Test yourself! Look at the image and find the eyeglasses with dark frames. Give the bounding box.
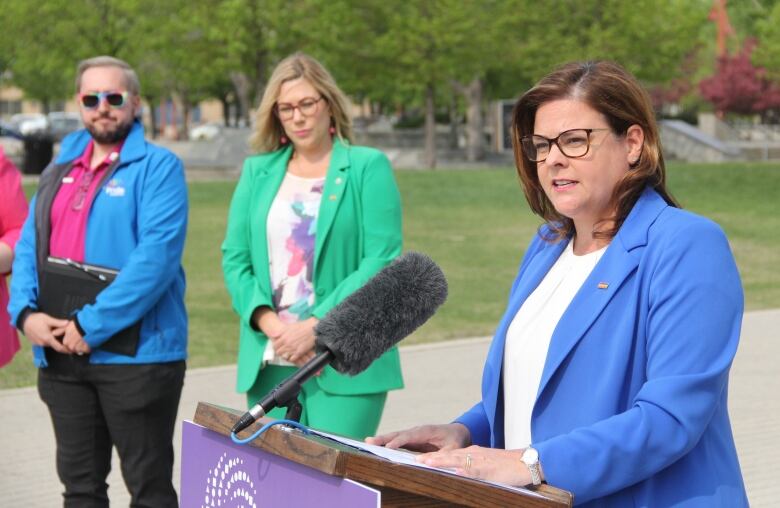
[275,96,324,120]
[521,128,610,162]
[79,91,129,110]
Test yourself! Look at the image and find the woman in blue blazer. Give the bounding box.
[369,61,748,507]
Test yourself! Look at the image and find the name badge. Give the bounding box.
[104,178,126,197]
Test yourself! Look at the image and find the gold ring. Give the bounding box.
[465,453,472,471]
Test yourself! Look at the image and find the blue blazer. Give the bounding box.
[456,188,748,507]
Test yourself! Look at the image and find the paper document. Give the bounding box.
[308,429,546,499]
[310,429,441,469]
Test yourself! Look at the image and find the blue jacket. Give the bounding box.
[456,188,748,507]
[8,121,188,366]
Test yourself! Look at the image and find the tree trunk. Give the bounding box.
[219,95,230,127]
[231,71,252,127]
[144,95,158,139]
[463,77,484,162]
[233,100,241,127]
[449,92,459,150]
[424,83,437,169]
[179,94,191,141]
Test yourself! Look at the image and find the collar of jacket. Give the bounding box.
[55,120,147,166]
[258,137,352,274]
[536,186,669,397]
[487,187,670,415]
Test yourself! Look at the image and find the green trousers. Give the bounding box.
[247,364,387,440]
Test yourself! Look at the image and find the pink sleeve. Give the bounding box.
[0,150,29,251]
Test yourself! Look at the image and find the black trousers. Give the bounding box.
[38,351,185,508]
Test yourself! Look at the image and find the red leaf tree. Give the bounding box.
[700,38,780,120]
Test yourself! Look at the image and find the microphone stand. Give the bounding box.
[232,350,333,434]
[283,399,303,422]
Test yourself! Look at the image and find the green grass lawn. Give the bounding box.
[1,163,778,388]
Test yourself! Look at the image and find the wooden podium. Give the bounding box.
[182,402,572,507]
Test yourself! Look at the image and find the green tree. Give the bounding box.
[753,2,780,82]
[307,0,709,166]
[2,0,238,135]
[364,0,508,168]
[2,0,79,111]
[138,1,235,137]
[512,0,709,86]
[208,0,309,126]
[2,0,177,111]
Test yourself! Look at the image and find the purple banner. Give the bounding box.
[181,421,380,508]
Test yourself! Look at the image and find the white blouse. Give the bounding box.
[503,239,606,449]
[263,172,325,366]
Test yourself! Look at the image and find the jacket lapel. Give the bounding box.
[536,187,669,398]
[489,235,568,390]
[502,239,569,343]
[483,237,567,440]
[251,147,292,274]
[313,140,350,273]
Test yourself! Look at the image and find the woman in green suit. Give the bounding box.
[222,53,403,439]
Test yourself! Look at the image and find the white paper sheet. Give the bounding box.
[307,429,546,499]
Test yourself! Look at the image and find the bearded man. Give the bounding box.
[8,56,188,507]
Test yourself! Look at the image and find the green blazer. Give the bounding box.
[222,139,404,395]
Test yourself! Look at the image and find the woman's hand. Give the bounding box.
[273,317,318,366]
[253,307,287,339]
[417,446,536,486]
[366,423,471,453]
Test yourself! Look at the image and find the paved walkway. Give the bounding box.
[1,309,778,506]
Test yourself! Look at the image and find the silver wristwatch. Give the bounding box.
[521,447,542,486]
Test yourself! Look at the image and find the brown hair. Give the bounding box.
[75,56,141,96]
[512,60,679,241]
[250,52,353,153]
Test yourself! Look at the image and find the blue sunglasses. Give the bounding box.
[79,91,129,109]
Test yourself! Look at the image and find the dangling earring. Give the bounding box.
[329,125,336,136]
[280,135,288,144]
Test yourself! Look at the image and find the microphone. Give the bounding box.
[231,252,448,434]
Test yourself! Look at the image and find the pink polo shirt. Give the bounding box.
[49,140,122,262]
[1,146,28,367]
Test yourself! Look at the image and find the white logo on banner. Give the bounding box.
[202,452,258,508]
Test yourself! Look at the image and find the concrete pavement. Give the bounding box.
[1,309,778,507]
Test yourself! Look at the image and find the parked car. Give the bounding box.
[189,122,222,141]
[0,120,23,140]
[0,121,24,167]
[10,113,49,136]
[48,111,83,141]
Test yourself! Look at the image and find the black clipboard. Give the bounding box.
[38,256,140,357]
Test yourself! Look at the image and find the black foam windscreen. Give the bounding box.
[314,251,448,375]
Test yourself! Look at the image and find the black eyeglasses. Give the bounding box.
[275,96,324,120]
[521,128,609,162]
[79,91,129,110]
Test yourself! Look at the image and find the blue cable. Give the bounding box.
[230,419,311,445]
